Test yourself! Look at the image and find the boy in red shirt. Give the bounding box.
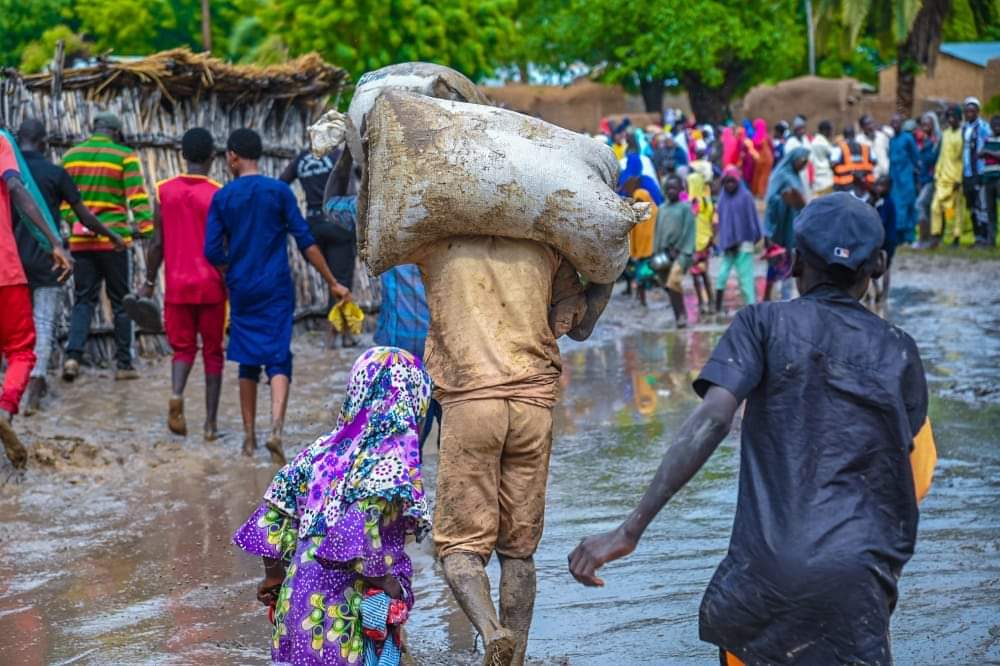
[141,128,226,440]
[0,132,72,467]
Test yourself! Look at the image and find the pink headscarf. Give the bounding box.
[752,118,769,149]
[721,127,739,168]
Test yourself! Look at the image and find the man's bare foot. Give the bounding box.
[204,424,221,442]
[483,628,516,666]
[0,412,28,470]
[242,434,257,457]
[265,434,286,465]
[168,396,187,436]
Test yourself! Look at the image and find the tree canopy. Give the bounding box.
[1,0,996,121]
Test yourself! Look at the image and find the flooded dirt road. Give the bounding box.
[1,252,998,665]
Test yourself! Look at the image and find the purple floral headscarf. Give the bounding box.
[263,346,433,541]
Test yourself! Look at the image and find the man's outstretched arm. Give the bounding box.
[6,174,73,281]
[568,384,739,586]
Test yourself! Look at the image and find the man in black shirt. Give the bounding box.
[569,193,930,665]
[280,148,358,347]
[13,119,123,412]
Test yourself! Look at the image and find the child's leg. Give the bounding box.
[736,250,756,305]
[238,365,259,456]
[266,364,292,464]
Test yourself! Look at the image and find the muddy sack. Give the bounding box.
[348,62,490,135]
[360,90,636,283]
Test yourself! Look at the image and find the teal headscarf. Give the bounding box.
[0,128,59,252]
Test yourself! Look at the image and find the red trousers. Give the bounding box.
[0,285,36,415]
[164,301,226,376]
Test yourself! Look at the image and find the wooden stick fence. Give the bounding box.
[1,48,379,367]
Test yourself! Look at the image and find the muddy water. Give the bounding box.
[1,253,998,665]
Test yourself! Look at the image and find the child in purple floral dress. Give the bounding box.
[233,346,432,666]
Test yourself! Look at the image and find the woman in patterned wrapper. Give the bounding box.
[232,346,433,666]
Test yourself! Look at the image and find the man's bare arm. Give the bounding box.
[568,385,739,586]
[7,175,72,280]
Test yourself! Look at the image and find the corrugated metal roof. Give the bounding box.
[939,42,1000,68]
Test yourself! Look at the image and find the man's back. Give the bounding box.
[415,236,561,407]
[205,175,313,300]
[62,134,152,250]
[694,287,927,663]
[158,175,224,305]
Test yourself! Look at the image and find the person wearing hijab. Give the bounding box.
[233,346,432,666]
[715,167,762,311]
[888,114,920,244]
[721,126,741,169]
[763,147,811,301]
[750,118,774,198]
[621,176,659,306]
[915,111,941,248]
[739,122,759,187]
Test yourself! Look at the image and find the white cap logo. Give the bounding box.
[834,247,850,258]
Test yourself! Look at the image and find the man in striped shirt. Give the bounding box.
[61,112,152,381]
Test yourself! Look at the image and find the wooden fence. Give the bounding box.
[1,48,378,367]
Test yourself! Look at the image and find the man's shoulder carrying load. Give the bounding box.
[358,90,640,284]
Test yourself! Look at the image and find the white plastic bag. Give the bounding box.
[359,90,638,283]
[307,110,348,158]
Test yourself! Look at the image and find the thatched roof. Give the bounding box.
[8,48,350,104]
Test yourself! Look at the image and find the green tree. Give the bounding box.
[19,26,91,73]
[0,0,75,67]
[516,0,805,123]
[815,0,999,115]
[248,0,517,82]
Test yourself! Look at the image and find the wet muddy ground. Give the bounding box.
[1,252,998,665]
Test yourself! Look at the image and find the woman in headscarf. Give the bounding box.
[888,113,920,244]
[750,118,774,199]
[763,147,811,301]
[620,175,659,306]
[721,126,740,169]
[715,166,762,311]
[233,346,432,666]
[915,111,941,247]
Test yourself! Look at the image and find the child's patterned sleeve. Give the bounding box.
[232,502,299,563]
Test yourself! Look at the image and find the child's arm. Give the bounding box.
[569,385,739,586]
[257,556,287,606]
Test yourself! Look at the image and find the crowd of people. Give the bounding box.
[604,96,1000,325]
[0,88,958,666]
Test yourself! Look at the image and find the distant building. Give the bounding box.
[878,41,1000,107]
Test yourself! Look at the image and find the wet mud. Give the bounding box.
[1,252,998,664]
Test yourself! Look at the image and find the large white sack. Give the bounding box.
[359,90,638,283]
[349,62,490,135]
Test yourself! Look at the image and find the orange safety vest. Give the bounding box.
[833,140,874,186]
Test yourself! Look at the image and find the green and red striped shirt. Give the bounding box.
[62,133,153,251]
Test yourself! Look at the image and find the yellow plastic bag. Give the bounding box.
[328,301,364,335]
[911,417,937,504]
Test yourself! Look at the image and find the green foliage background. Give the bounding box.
[1,0,997,114]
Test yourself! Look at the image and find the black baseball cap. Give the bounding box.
[794,192,884,272]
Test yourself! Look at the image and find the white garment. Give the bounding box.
[858,128,892,178]
[811,134,834,193]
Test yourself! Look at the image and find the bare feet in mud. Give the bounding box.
[167,396,187,436]
[0,412,28,470]
[242,433,257,457]
[265,434,286,465]
[483,629,516,666]
[203,425,221,442]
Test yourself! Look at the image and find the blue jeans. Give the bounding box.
[30,286,62,378]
